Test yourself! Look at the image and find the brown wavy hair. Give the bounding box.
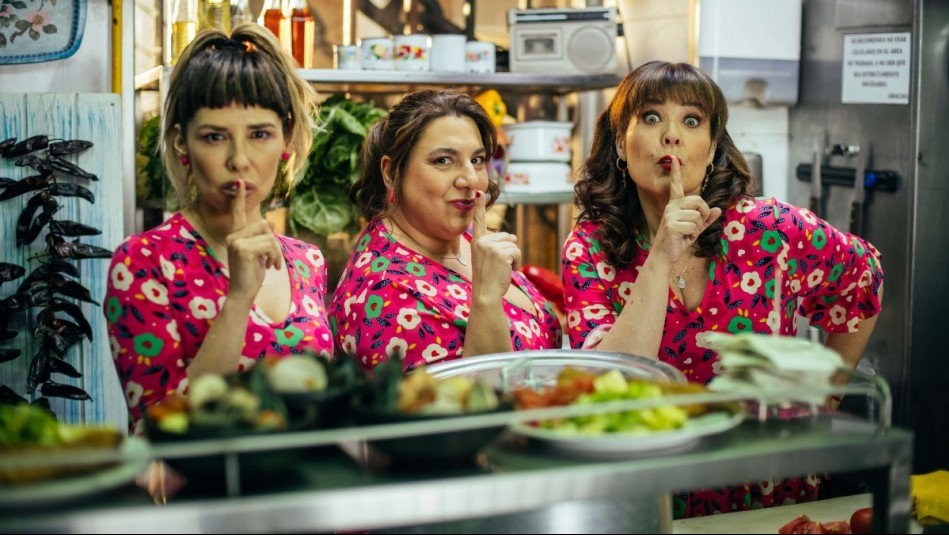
[161,23,319,210]
[575,61,757,268]
[350,90,500,220]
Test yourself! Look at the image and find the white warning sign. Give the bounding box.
[841,32,910,105]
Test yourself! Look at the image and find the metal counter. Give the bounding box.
[0,416,913,534]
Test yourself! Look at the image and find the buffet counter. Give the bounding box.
[0,415,913,534]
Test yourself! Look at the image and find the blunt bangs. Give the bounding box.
[171,48,292,134]
[619,63,728,140]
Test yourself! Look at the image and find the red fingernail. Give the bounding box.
[476,191,483,199]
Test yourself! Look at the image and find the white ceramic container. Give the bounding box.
[503,121,574,162]
[361,37,393,70]
[465,41,496,73]
[430,34,467,73]
[334,45,361,70]
[394,34,431,71]
[503,161,574,193]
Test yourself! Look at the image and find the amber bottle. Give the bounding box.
[263,0,292,55]
[290,0,314,68]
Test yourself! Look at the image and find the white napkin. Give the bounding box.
[705,332,843,404]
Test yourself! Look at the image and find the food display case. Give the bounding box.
[0,351,913,534]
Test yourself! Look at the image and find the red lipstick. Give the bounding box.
[658,155,683,171]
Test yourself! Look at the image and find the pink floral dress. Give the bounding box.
[562,196,884,517]
[103,213,334,433]
[331,219,563,371]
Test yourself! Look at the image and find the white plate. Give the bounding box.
[510,409,746,459]
[0,437,150,508]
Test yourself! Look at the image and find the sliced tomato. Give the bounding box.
[779,515,819,534]
[820,521,852,534]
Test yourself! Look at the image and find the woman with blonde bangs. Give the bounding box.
[103,24,332,433]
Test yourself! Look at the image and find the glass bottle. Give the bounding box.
[290,0,314,68]
[231,0,254,27]
[170,0,197,65]
[263,0,292,54]
[197,0,232,33]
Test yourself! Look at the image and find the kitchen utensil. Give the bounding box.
[850,142,869,235]
[430,34,467,73]
[503,121,573,162]
[360,37,394,70]
[334,44,361,70]
[394,34,430,71]
[465,41,496,73]
[503,161,573,194]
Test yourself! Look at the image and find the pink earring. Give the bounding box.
[281,152,290,161]
[388,190,395,204]
[180,155,190,166]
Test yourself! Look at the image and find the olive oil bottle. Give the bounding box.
[197,0,232,33]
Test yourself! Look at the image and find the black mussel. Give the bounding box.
[47,182,95,203]
[2,135,49,159]
[0,262,25,283]
[40,381,91,401]
[48,220,101,237]
[48,156,97,181]
[48,140,93,156]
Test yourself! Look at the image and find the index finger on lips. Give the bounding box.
[471,190,488,241]
[669,158,685,200]
[231,179,247,233]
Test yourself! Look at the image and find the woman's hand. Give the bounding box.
[470,190,521,301]
[651,159,722,267]
[224,180,283,303]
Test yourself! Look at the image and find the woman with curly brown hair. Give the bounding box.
[332,90,561,371]
[562,61,884,516]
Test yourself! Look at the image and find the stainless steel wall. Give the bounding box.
[908,0,949,474]
[789,0,949,472]
[789,0,913,422]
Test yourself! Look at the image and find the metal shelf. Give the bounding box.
[298,69,622,95]
[0,417,912,534]
[498,190,574,205]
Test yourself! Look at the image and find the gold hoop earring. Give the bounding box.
[702,164,714,194]
[616,157,628,171]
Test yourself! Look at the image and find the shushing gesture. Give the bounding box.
[469,190,521,300]
[652,158,722,265]
[224,179,284,301]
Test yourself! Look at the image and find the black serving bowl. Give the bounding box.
[350,399,511,468]
[143,417,311,495]
[278,386,355,430]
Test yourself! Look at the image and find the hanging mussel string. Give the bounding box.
[0,134,102,405]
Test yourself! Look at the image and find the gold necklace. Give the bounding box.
[673,249,694,290]
[388,219,468,267]
[190,208,228,254]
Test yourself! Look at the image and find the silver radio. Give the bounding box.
[508,7,618,75]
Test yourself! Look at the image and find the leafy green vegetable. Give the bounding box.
[135,115,170,208]
[540,374,688,435]
[0,404,59,447]
[290,94,387,236]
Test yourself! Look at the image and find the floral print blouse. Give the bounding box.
[562,196,884,385]
[331,219,563,371]
[104,213,334,432]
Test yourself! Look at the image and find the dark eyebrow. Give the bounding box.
[194,122,279,131]
[429,146,488,157]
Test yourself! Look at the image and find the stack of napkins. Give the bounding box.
[704,332,844,404]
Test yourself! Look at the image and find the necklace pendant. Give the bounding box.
[455,257,468,267]
[677,277,686,290]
